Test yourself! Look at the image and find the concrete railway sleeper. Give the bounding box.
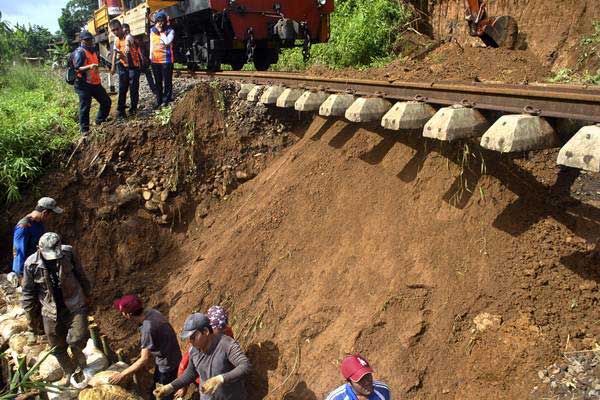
[173,70,600,173]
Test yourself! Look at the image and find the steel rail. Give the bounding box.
[177,70,600,122]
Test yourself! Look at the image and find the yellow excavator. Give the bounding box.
[464,0,518,49]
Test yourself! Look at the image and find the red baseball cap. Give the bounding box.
[341,354,374,382]
[113,294,144,314]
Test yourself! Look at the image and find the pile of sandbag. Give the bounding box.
[0,274,144,400]
[79,384,144,400]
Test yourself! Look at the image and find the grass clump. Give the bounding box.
[273,0,412,71]
[0,66,78,202]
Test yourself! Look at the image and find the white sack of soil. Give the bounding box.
[79,384,143,400]
[0,317,28,341]
[24,343,46,366]
[82,339,109,376]
[88,362,129,387]
[47,387,80,400]
[38,349,64,382]
[0,305,26,320]
[9,331,36,354]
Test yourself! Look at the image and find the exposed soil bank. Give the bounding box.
[2,81,599,399]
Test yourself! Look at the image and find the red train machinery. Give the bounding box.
[162,0,335,71]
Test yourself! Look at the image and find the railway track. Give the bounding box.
[177,70,600,122]
[172,69,600,172]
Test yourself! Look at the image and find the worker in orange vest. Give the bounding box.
[72,31,111,135]
[149,12,175,107]
[110,19,141,119]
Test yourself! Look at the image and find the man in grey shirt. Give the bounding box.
[153,313,251,400]
[111,295,182,399]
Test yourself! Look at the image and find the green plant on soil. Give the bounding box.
[272,0,412,71]
[556,21,600,85]
[0,65,78,202]
[548,68,574,83]
[154,105,173,126]
[0,348,64,399]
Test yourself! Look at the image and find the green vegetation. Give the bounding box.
[0,348,63,399]
[272,0,412,71]
[0,12,56,64]
[554,20,600,84]
[58,0,97,41]
[0,66,78,202]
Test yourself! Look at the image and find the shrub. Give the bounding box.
[0,66,78,202]
[273,0,412,70]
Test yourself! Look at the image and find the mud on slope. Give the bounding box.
[417,0,600,73]
[152,116,598,399]
[2,81,599,399]
[0,80,304,391]
[308,42,552,84]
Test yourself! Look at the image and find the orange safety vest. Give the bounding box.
[115,35,140,68]
[77,48,101,85]
[150,27,174,64]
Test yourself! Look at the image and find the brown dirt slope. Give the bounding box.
[309,43,551,84]
[2,84,599,399]
[426,0,600,72]
[156,116,599,399]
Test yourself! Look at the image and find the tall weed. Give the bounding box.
[273,0,412,71]
[0,66,78,202]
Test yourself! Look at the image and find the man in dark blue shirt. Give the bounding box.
[12,197,63,278]
[72,31,111,135]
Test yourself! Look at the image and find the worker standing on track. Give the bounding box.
[73,31,111,135]
[110,295,182,400]
[174,305,235,399]
[21,233,92,383]
[12,197,63,281]
[153,313,251,400]
[149,12,175,107]
[325,354,391,400]
[123,23,157,96]
[110,19,141,119]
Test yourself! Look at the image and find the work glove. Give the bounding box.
[201,375,224,395]
[153,384,175,399]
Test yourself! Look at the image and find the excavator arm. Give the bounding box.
[463,0,518,49]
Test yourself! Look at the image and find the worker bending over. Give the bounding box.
[22,233,92,382]
[111,295,182,400]
[12,197,63,280]
[154,313,251,400]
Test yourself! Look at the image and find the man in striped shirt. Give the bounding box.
[325,354,391,400]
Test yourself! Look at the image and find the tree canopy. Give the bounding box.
[0,12,56,63]
[58,0,97,41]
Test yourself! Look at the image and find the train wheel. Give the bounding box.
[230,60,246,71]
[229,51,246,71]
[201,33,222,72]
[253,48,272,71]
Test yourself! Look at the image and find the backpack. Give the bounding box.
[65,49,82,85]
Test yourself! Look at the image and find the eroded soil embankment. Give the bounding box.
[2,82,599,399]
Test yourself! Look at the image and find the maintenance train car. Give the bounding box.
[88,0,334,71]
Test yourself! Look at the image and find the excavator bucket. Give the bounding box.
[481,15,518,49]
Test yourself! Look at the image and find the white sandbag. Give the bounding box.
[79,384,143,400]
[24,343,47,366]
[88,362,129,387]
[9,331,36,354]
[82,339,109,376]
[0,317,28,340]
[47,387,80,400]
[38,349,64,382]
